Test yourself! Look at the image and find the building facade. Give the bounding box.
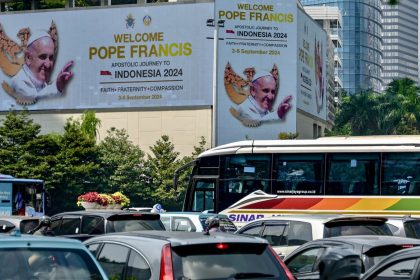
[0,0,331,154]
[301,0,383,94]
[381,0,418,88]
[303,6,342,129]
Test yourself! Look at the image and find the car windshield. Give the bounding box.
[0,248,104,280]
[171,243,288,279]
[324,221,393,237]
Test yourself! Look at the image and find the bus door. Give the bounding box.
[188,176,217,213]
[0,182,12,215]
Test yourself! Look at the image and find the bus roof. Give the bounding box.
[200,136,420,157]
[0,174,43,184]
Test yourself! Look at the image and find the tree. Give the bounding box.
[48,116,101,213]
[333,91,381,135]
[384,78,420,134]
[97,127,148,206]
[331,78,420,136]
[145,135,183,210]
[0,109,42,176]
[81,110,101,142]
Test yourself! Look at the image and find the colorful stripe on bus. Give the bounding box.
[222,196,420,225]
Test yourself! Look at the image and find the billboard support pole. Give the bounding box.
[207,19,224,148]
[212,27,218,148]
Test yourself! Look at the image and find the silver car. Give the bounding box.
[85,231,295,280]
[159,212,237,232]
[236,214,393,258]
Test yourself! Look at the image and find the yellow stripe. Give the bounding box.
[223,209,420,215]
[347,198,400,210]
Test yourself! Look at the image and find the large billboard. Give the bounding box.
[215,0,298,145]
[0,3,213,111]
[297,10,327,119]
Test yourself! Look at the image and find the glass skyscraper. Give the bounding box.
[300,0,383,94]
[381,0,418,88]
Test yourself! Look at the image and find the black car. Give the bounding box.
[362,246,420,280]
[283,235,420,280]
[50,210,165,241]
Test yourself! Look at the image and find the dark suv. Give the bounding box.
[50,210,165,241]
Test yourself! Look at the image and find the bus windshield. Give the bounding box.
[0,175,45,216]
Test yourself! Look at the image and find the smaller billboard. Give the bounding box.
[297,10,328,119]
[215,0,298,146]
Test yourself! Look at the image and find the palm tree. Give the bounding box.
[334,91,381,135]
[384,78,420,134]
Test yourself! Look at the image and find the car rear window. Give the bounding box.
[324,221,393,237]
[171,243,289,280]
[0,248,105,280]
[199,217,238,232]
[403,220,420,239]
[363,244,419,270]
[107,214,165,232]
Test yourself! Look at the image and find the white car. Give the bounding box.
[386,215,420,238]
[235,214,393,258]
[159,212,237,232]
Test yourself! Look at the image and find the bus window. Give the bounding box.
[221,155,271,180]
[326,153,380,195]
[192,181,215,212]
[273,154,324,195]
[382,153,420,195]
[218,179,269,211]
[0,176,45,217]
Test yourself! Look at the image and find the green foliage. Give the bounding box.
[38,0,65,9]
[0,110,41,176]
[48,116,101,213]
[97,127,147,206]
[145,135,182,210]
[278,132,299,140]
[331,78,420,136]
[0,109,208,213]
[81,111,101,142]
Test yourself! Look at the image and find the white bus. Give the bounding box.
[178,136,420,226]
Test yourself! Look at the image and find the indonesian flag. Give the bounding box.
[100,70,112,76]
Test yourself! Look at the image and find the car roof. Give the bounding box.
[305,235,420,252]
[0,216,40,221]
[87,230,268,247]
[52,210,160,218]
[243,214,388,224]
[0,232,87,249]
[160,212,229,218]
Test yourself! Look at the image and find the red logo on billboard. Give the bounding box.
[100,70,112,76]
